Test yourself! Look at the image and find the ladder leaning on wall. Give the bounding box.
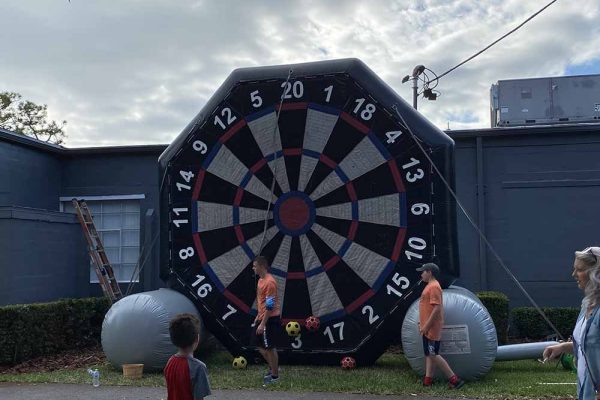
[72,199,123,304]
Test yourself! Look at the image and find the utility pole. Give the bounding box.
[402,65,437,110]
[412,73,419,109]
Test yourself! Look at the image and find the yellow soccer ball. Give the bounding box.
[232,356,247,369]
[286,321,301,337]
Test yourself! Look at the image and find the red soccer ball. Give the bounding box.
[305,316,320,332]
[341,356,356,370]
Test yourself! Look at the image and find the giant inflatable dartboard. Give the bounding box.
[159,59,458,365]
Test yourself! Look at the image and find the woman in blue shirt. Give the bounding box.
[544,247,600,400]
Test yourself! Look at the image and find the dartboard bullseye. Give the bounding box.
[274,191,315,235]
[159,59,459,365]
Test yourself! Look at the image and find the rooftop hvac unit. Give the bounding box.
[490,74,600,127]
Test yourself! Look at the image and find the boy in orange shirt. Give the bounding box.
[417,263,464,389]
[251,255,281,385]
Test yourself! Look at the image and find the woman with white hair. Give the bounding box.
[543,247,600,400]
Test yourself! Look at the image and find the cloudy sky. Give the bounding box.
[1,0,599,147]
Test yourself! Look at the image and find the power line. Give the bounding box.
[428,0,559,85]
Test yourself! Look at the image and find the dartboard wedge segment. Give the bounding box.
[159,58,458,365]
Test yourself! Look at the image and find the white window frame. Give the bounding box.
[60,194,144,283]
[59,194,145,209]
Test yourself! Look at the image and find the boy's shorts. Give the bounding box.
[422,335,441,356]
[251,317,281,349]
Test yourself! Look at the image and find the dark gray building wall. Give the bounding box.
[0,207,88,305]
[0,138,62,210]
[449,125,600,308]
[0,130,166,304]
[61,151,164,294]
[3,125,600,310]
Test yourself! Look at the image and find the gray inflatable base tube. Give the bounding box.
[102,288,204,371]
[448,285,483,305]
[401,288,498,381]
[495,341,559,361]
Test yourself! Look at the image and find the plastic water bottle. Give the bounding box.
[88,368,100,387]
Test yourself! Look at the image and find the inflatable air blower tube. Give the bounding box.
[496,341,559,361]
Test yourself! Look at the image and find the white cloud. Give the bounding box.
[0,0,598,146]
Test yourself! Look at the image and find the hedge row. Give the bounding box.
[0,297,109,365]
[0,294,581,365]
[474,292,580,342]
[476,291,509,344]
[512,307,579,340]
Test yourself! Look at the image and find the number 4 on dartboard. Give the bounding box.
[386,131,403,144]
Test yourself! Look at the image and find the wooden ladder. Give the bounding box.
[72,199,123,304]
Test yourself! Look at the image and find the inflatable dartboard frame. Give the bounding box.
[159,59,459,365]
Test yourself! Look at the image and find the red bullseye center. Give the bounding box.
[279,197,310,230]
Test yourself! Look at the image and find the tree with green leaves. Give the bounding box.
[0,91,67,145]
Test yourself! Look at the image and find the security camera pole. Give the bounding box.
[402,65,425,110]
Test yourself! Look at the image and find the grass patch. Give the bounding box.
[0,350,577,399]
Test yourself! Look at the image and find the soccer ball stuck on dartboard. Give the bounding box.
[232,356,247,369]
[285,321,301,337]
[305,315,320,332]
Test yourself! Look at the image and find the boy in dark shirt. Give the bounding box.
[164,313,211,400]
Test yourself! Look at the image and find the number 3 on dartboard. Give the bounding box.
[291,334,302,349]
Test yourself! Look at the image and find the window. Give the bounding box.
[62,197,141,283]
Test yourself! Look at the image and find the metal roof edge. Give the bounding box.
[0,127,167,155]
[446,122,600,139]
[0,127,66,153]
[65,144,168,155]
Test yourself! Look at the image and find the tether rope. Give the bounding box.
[392,104,565,341]
[257,69,294,255]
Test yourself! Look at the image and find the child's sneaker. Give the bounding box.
[448,375,465,389]
[263,375,279,386]
[422,376,433,387]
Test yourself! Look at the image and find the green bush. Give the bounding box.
[477,291,509,344]
[0,297,110,365]
[512,307,579,340]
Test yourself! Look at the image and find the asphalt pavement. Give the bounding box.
[0,383,477,400]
